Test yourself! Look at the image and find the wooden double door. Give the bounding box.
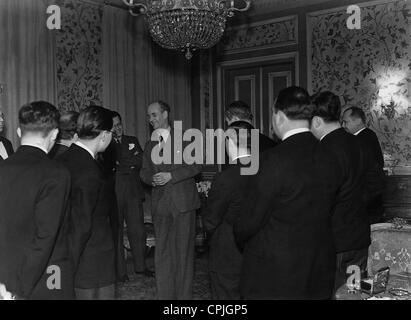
[221,56,297,138]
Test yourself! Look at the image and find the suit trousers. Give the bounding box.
[116,174,146,274]
[153,206,196,300]
[209,271,241,300]
[333,247,368,294]
[75,284,115,300]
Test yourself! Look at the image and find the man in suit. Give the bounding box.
[58,106,116,300]
[0,101,72,299]
[310,92,371,292]
[49,111,79,159]
[140,101,202,300]
[0,111,14,160]
[225,100,278,153]
[111,111,151,279]
[342,107,385,224]
[203,121,253,300]
[234,87,339,300]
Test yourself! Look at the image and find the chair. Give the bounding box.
[367,222,411,290]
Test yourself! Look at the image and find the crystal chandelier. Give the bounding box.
[122,0,251,59]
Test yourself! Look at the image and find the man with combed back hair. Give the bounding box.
[311,91,370,293]
[235,87,339,299]
[58,106,116,300]
[0,101,72,300]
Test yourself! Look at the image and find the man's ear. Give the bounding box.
[312,116,322,129]
[50,128,59,142]
[17,127,22,138]
[277,110,287,127]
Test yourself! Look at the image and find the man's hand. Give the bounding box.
[152,172,172,186]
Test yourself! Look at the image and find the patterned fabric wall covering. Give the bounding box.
[309,0,411,166]
[221,16,298,53]
[56,0,103,112]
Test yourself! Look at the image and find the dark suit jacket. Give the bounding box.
[113,135,144,199]
[49,143,69,159]
[234,132,339,299]
[259,132,278,153]
[140,129,202,216]
[0,136,14,160]
[356,128,385,198]
[57,144,116,289]
[0,146,71,299]
[223,130,278,170]
[203,162,250,274]
[320,128,370,253]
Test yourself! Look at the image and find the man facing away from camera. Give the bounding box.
[49,111,79,159]
[203,120,254,300]
[225,100,278,153]
[58,106,116,300]
[341,107,385,225]
[235,87,339,300]
[310,91,370,292]
[140,101,202,300]
[0,101,72,299]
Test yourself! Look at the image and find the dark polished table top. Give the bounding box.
[336,275,411,300]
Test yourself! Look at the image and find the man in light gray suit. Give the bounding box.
[140,101,202,300]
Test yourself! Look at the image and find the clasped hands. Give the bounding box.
[151,172,172,187]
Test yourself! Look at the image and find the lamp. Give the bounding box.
[122,0,251,59]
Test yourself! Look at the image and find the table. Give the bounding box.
[335,275,411,300]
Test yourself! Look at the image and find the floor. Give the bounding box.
[117,249,211,300]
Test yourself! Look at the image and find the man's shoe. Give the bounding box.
[135,269,155,278]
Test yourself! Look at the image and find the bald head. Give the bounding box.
[147,101,170,130]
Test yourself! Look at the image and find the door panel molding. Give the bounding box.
[217,52,299,129]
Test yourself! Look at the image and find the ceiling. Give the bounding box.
[92,0,331,11]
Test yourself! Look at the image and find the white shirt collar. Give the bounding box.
[21,143,48,154]
[75,141,95,159]
[282,128,310,141]
[156,127,171,143]
[354,127,366,136]
[320,127,340,141]
[0,141,8,159]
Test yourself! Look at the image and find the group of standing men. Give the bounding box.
[0,87,385,300]
[203,86,385,300]
[0,100,201,300]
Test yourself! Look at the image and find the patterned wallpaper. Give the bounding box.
[56,0,103,112]
[309,0,411,167]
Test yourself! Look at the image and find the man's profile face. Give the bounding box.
[147,103,168,130]
[0,112,4,133]
[341,109,360,134]
[112,116,123,138]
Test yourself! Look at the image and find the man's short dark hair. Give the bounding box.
[311,91,341,123]
[274,86,314,121]
[225,101,253,122]
[77,106,113,140]
[18,101,60,136]
[344,106,366,124]
[227,120,253,150]
[111,111,122,122]
[58,111,79,140]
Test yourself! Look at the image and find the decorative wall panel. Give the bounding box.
[56,0,103,111]
[308,0,411,166]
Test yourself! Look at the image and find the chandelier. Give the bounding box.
[122,0,251,59]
